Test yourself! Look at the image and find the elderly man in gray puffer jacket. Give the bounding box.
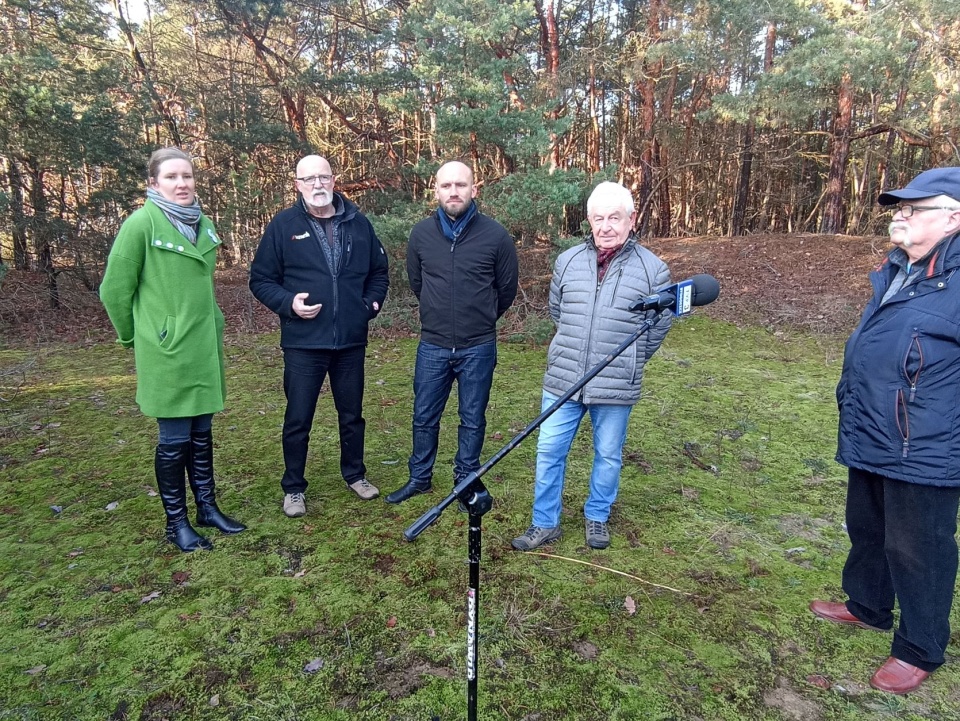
[512,181,672,552]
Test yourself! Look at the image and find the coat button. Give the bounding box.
[166,242,174,248]
[177,246,184,252]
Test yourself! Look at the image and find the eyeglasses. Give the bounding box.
[296,174,334,185]
[893,204,960,218]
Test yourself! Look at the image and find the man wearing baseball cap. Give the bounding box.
[809,167,960,694]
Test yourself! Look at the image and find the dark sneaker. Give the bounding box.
[585,519,610,549]
[511,525,562,551]
[283,492,307,517]
[348,478,379,500]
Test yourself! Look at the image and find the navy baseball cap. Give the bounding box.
[878,167,960,206]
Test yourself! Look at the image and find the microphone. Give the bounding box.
[629,274,720,316]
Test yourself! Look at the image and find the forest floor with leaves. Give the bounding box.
[7,233,959,721]
[0,232,886,345]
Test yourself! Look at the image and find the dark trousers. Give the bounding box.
[281,346,367,493]
[842,467,960,671]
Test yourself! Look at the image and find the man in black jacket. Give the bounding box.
[250,155,389,517]
[385,161,518,504]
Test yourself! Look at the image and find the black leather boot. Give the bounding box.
[156,442,213,552]
[384,479,432,505]
[188,430,246,534]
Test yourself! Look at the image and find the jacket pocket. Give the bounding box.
[892,331,924,457]
[159,316,176,348]
[893,386,910,458]
[630,342,643,386]
[901,330,924,402]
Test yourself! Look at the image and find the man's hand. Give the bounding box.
[292,292,322,319]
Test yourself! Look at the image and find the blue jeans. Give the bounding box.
[157,414,213,445]
[408,341,497,485]
[531,391,633,528]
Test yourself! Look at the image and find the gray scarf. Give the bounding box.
[146,188,202,244]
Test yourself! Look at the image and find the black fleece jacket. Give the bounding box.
[407,209,518,349]
[249,194,389,350]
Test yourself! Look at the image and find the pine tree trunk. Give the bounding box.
[820,74,853,234]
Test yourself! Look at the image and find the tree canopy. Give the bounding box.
[2,0,958,302]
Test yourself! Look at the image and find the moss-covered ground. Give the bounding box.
[2,317,959,720]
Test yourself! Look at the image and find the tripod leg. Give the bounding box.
[467,513,482,721]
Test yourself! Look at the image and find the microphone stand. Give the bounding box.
[405,311,665,721]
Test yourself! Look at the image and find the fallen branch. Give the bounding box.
[683,442,719,475]
[529,552,692,596]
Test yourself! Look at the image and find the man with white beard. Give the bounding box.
[251,155,389,517]
[810,168,960,694]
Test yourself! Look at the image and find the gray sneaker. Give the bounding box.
[511,524,562,551]
[585,519,610,549]
[283,492,307,518]
[348,478,379,500]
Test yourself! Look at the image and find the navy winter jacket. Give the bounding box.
[249,194,389,350]
[837,232,960,487]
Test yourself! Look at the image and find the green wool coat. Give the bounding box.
[100,200,227,419]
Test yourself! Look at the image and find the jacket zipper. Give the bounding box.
[893,330,924,458]
[902,331,923,403]
[317,220,340,347]
[895,388,910,458]
[582,256,624,399]
[449,229,463,352]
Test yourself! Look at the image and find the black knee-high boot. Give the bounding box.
[156,442,213,552]
[188,430,246,534]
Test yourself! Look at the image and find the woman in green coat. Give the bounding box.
[100,147,246,552]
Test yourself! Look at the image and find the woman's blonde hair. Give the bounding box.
[147,147,193,182]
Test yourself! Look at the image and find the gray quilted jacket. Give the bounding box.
[542,235,672,404]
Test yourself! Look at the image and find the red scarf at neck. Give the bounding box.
[596,245,622,283]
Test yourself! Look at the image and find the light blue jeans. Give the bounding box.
[531,391,633,528]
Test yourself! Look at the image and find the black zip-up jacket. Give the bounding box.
[406,208,518,349]
[249,194,389,350]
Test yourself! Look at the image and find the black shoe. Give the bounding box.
[385,480,432,504]
[452,477,467,512]
[454,475,490,514]
[156,442,213,552]
[188,430,246,534]
[196,503,247,534]
[166,519,214,552]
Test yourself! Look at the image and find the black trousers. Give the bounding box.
[842,467,960,671]
[281,346,367,493]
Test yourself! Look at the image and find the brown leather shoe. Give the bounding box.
[809,600,885,631]
[869,657,930,694]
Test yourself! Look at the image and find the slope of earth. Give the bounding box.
[0,233,889,345]
[644,233,887,336]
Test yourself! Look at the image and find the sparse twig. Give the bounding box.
[696,522,732,554]
[529,553,692,595]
